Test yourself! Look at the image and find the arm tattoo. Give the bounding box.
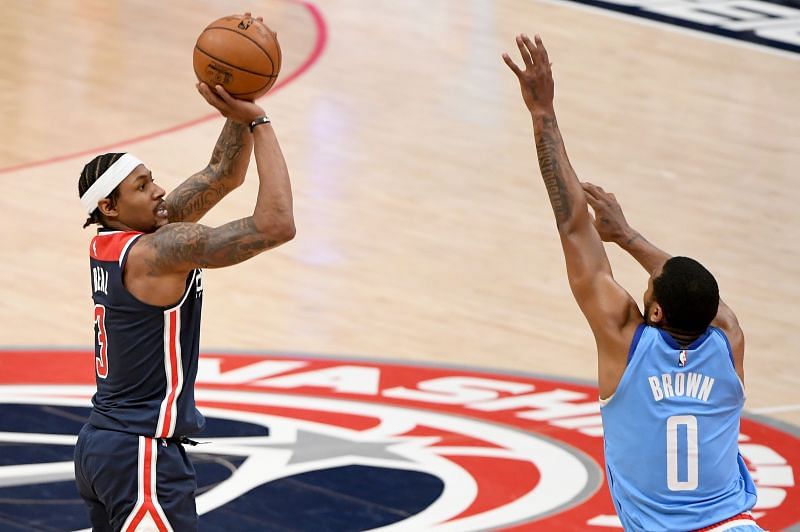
[168,121,248,222]
[535,116,572,225]
[149,220,278,272]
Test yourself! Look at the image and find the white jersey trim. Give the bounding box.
[119,233,143,268]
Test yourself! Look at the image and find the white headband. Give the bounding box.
[80,153,144,214]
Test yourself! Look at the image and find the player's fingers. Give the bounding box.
[213,84,236,104]
[197,84,228,111]
[521,34,538,61]
[502,53,523,76]
[516,35,533,67]
[535,34,550,64]
[584,192,602,209]
[197,82,216,100]
[582,182,601,197]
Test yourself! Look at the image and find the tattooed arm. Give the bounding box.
[157,83,294,270]
[165,119,253,223]
[504,34,641,397]
[123,84,295,307]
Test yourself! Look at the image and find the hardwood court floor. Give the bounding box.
[0,0,797,449]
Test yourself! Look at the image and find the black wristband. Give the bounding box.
[249,116,271,132]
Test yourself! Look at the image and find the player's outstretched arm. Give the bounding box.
[165,119,254,223]
[503,34,641,396]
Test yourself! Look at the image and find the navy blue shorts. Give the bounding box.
[74,424,198,531]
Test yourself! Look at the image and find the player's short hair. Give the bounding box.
[653,256,719,333]
[78,153,126,228]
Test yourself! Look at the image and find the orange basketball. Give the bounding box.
[193,14,281,100]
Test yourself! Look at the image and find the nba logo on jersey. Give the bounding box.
[195,270,203,298]
[679,350,687,367]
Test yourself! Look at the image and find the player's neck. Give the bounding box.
[660,324,704,348]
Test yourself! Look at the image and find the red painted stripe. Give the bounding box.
[0,0,328,175]
[159,311,180,438]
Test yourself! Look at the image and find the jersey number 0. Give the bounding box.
[667,414,699,491]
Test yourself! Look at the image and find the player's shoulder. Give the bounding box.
[90,229,143,262]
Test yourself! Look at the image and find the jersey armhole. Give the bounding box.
[710,326,736,370]
[119,233,143,271]
[601,323,648,407]
[627,322,647,366]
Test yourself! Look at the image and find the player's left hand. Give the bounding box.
[502,34,555,114]
[582,182,636,244]
[196,82,265,124]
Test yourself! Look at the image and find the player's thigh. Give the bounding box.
[155,440,199,531]
[74,426,139,529]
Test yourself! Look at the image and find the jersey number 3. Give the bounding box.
[667,414,698,491]
[94,305,109,379]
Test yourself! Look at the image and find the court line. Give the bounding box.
[750,404,800,414]
[0,0,328,176]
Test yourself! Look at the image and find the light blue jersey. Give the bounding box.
[600,324,759,531]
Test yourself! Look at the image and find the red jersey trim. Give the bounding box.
[694,512,758,531]
[90,231,143,263]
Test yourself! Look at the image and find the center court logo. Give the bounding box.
[0,349,798,530]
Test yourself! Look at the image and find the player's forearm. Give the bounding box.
[618,229,671,275]
[165,120,252,223]
[250,124,295,243]
[532,110,588,233]
[206,119,252,186]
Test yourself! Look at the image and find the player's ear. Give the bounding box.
[97,197,118,218]
[648,302,664,324]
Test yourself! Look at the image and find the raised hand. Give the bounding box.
[196,82,265,124]
[582,182,635,244]
[502,34,554,114]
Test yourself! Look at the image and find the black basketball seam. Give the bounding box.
[200,26,277,72]
[194,46,278,78]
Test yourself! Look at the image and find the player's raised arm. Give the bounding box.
[138,83,295,273]
[503,35,635,324]
[165,119,253,224]
[503,34,641,395]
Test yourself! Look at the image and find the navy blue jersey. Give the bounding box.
[600,324,758,531]
[88,229,205,438]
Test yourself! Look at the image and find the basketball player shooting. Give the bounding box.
[503,33,762,531]
[72,72,294,529]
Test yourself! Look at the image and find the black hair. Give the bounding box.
[78,153,126,228]
[652,256,719,333]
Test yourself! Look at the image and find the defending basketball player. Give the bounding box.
[503,34,762,531]
[72,79,294,531]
